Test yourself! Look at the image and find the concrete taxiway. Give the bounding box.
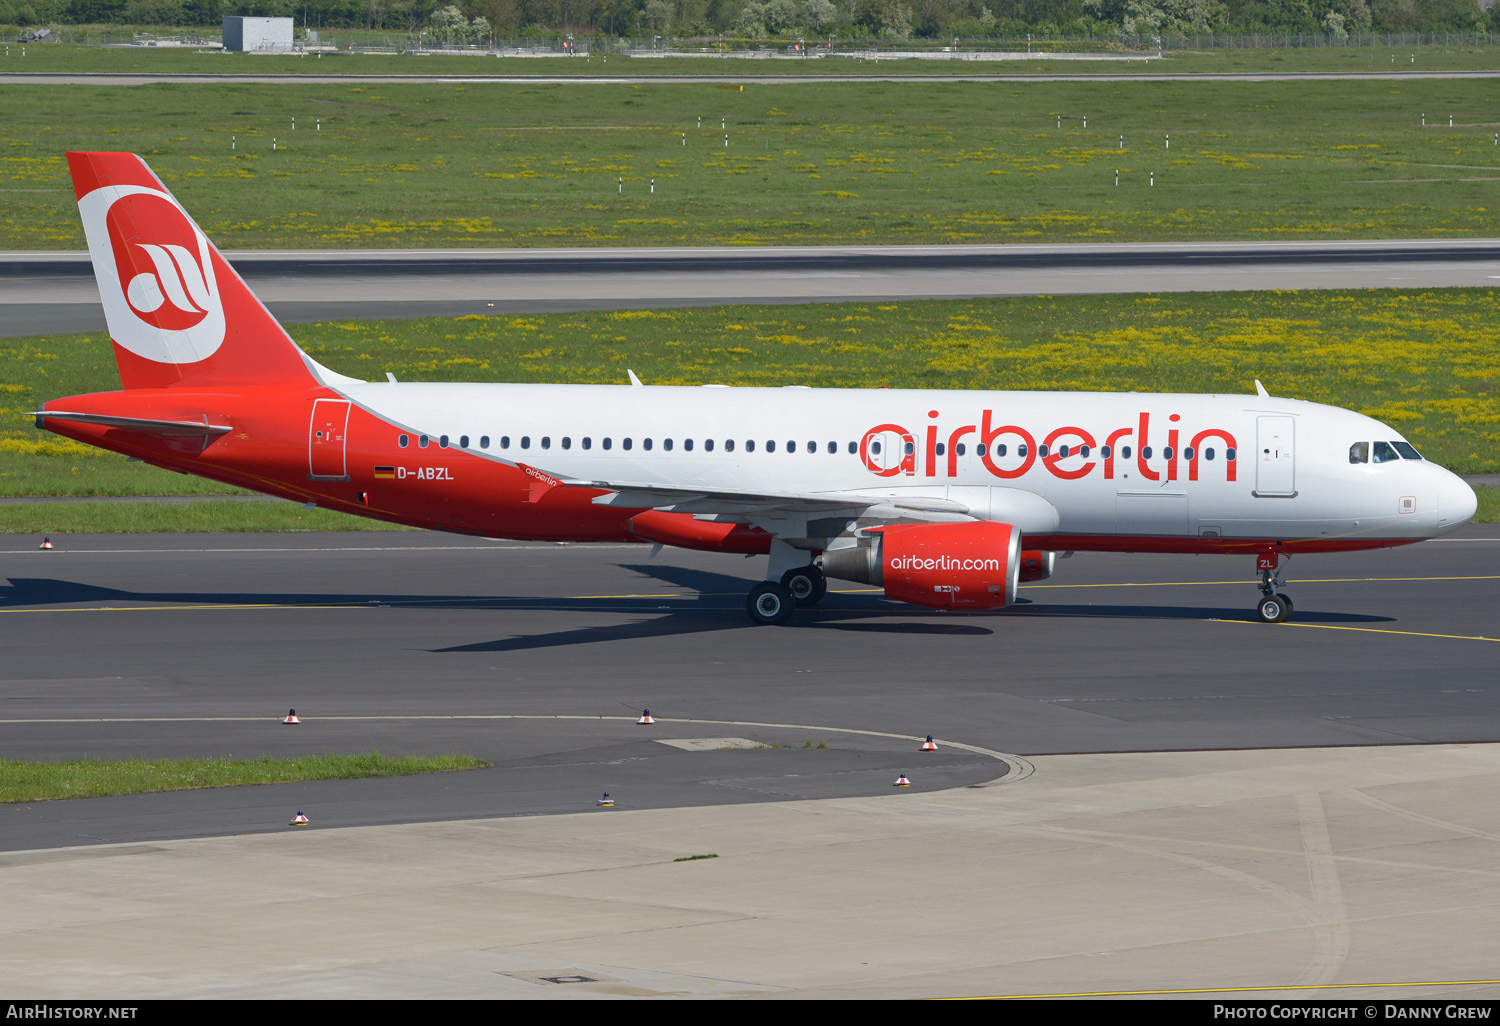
[8,239,1500,337]
[2,528,1496,996]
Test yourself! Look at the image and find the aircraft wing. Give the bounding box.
[560,477,971,519]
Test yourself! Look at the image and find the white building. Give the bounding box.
[222,16,294,52]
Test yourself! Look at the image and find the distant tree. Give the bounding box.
[855,0,913,36]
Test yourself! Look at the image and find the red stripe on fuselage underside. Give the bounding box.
[1025,535,1418,556]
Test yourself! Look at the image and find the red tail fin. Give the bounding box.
[67,151,317,391]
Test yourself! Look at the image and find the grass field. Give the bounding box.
[0,752,489,803]
[3,77,1500,249]
[3,40,1500,77]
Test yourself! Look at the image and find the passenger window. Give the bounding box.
[439,435,449,449]
[500,436,510,449]
[398,434,409,448]
[1162,446,1173,460]
[419,435,429,448]
[935,442,946,456]
[623,438,632,450]
[767,440,777,453]
[1142,446,1152,460]
[1182,446,1193,460]
[869,440,880,455]
[1373,441,1400,463]
[746,440,755,453]
[561,437,571,450]
[1205,447,1215,461]
[1038,444,1050,458]
[1079,445,1090,458]
[1057,444,1068,458]
[827,441,836,454]
[1017,444,1028,458]
[847,441,857,455]
[541,437,551,449]
[1121,445,1131,459]
[1100,445,1110,459]
[685,439,694,452]
[725,439,735,453]
[582,437,591,450]
[979,443,989,457]
[520,436,530,449]
[1392,441,1423,460]
[480,436,490,449]
[459,435,469,449]
[787,441,796,453]
[903,441,914,456]
[704,439,714,452]
[663,439,673,452]
[1349,442,1368,464]
[956,442,966,456]
[644,438,654,451]
[603,438,612,450]
[1226,448,1236,461]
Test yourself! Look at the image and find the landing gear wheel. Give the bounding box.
[747,581,797,625]
[1256,595,1290,624]
[1276,593,1293,616]
[781,565,827,606]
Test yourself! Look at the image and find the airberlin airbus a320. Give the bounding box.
[35,152,1479,625]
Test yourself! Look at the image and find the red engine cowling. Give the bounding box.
[821,521,1022,610]
[1018,549,1056,583]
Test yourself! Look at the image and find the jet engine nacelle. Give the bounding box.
[1018,549,1056,583]
[821,521,1022,610]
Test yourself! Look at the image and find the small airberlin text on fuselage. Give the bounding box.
[860,410,1239,482]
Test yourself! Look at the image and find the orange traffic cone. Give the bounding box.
[637,709,655,725]
[290,811,309,825]
[921,735,937,752]
[282,709,301,724]
[39,537,53,550]
[894,774,911,787]
[597,793,614,807]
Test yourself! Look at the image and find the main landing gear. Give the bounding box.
[746,563,826,626]
[1254,550,1293,624]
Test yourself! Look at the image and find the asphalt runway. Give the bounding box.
[3,526,1496,852]
[8,239,1500,336]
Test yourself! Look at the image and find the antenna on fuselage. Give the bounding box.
[627,369,644,388]
[1254,379,1270,398]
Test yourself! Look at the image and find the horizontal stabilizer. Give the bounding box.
[32,411,233,436]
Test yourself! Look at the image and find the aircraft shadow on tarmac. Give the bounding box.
[0,572,1396,656]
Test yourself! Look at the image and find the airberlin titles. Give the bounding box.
[860,409,1240,483]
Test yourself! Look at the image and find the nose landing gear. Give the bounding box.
[1254,550,1292,623]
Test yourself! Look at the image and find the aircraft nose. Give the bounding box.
[1437,472,1478,533]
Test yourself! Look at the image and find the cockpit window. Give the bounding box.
[1391,441,1423,460]
[1349,442,1368,464]
[1373,441,1400,463]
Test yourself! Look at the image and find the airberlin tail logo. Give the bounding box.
[80,184,226,365]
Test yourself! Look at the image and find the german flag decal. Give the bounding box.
[373,466,396,479]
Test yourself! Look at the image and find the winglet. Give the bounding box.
[1254,379,1270,398]
[627,369,643,388]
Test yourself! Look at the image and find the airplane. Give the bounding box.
[33,151,1480,626]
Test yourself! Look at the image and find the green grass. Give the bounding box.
[0,752,490,803]
[4,289,1499,502]
[5,40,1500,77]
[4,77,1500,249]
[0,499,411,532]
[1478,485,1500,523]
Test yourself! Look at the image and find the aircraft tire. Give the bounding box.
[781,566,827,606]
[747,581,796,625]
[1256,595,1290,624]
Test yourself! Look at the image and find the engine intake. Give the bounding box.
[821,521,1022,610]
